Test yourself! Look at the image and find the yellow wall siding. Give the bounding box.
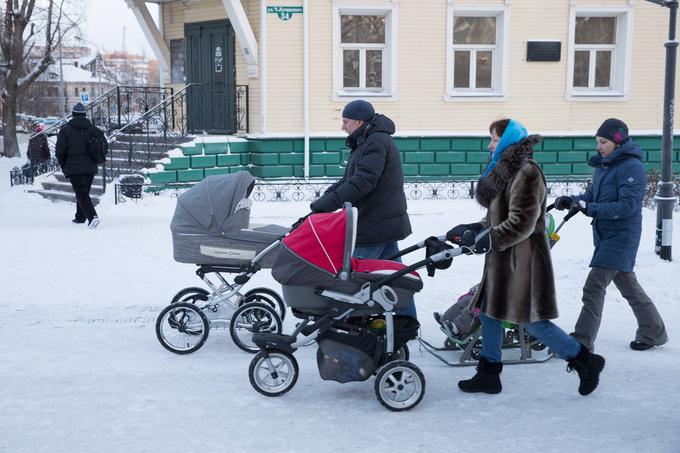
[162,0,678,135]
[161,0,260,133]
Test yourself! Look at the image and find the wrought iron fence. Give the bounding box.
[9,157,61,186]
[113,177,596,205]
[102,85,192,192]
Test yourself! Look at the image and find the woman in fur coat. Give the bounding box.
[447,118,605,396]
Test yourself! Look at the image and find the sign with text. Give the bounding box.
[80,92,90,104]
[267,6,303,21]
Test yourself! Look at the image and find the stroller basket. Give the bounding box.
[317,316,420,383]
[170,172,287,267]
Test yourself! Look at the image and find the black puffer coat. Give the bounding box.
[55,117,99,177]
[311,114,412,246]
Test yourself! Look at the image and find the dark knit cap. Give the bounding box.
[342,100,375,121]
[596,118,629,144]
[72,102,86,115]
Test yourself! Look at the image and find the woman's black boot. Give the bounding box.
[566,346,605,396]
[458,357,503,394]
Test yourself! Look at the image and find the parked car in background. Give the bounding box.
[42,117,61,136]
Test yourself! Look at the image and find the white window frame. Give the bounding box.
[332,3,398,99]
[445,4,508,99]
[566,5,634,99]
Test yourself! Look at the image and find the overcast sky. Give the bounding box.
[82,0,158,58]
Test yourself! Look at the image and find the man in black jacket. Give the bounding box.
[310,100,415,317]
[55,103,101,229]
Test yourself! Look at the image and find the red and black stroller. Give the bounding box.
[247,204,461,411]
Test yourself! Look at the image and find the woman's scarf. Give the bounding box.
[481,119,528,179]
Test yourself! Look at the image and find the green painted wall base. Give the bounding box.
[149,135,680,182]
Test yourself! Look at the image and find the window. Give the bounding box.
[333,5,396,97]
[568,8,632,97]
[75,87,79,96]
[446,7,506,98]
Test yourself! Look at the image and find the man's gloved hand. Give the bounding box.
[309,198,326,213]
[554,196,573,211]
[570,200,587,215]
[446,222,484,244]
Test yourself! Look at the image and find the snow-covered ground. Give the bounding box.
[1,165,679,453]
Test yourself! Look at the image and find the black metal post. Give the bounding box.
[649,0,678,261]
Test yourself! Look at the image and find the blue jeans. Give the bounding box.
[353,241,418,319]
[479,313,581,363]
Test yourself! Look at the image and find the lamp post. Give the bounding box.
[646,0,678,261]
[58,24,66,116]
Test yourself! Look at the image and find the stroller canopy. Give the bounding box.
[170,171,255,235]
[282,209,354,275]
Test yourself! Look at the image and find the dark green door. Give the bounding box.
[185,21,236,134]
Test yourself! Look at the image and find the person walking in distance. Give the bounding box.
[554,118,668,352]
[56,103,102,229]
[27,125,51,177]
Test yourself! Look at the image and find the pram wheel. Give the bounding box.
[171,287,209,304]
[249,350,299,397]
[155,302,210,354]
[242,287,286,321]
[230,302,283,353]
[396,344,410,361]
[374,360,425,412]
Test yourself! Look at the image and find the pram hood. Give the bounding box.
[277,208,355,278]
[170,171,255,236]
[272,206,422,293]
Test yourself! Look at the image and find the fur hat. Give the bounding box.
[596,118,629,144]
[342,100,375,122]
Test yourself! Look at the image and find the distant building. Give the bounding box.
[24,54,116,117]
[102,51,154,86]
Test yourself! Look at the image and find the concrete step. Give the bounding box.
[41,180,104,196]
[27,189,100,206]
[54,173,104,184]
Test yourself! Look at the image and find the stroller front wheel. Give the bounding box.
[249,350,299,397]
[229,302,283,353]
[374,360,425,412]
[155,302,210,354]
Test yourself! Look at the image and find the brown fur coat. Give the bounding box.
[469,135,558,324]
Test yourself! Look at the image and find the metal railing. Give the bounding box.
[112,177,598,205]
[101,85,193,193]
[9,157,61,186]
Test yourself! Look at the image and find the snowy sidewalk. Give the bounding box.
[0,189,679,453]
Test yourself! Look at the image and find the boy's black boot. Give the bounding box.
[566,345,605,396]
[458,357,502,394]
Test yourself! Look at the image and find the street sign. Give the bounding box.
[80,92,90,104]
[266,6,303,21]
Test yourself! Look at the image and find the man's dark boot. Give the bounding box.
[566,346,605,396]
[458,357,502,394]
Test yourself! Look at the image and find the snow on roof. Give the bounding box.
[39,62,115,84]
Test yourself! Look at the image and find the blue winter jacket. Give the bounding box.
[572,139,646,272]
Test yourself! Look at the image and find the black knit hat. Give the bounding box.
[342,100,375,121]
[72,102,86,115]
[596,118,629,144]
